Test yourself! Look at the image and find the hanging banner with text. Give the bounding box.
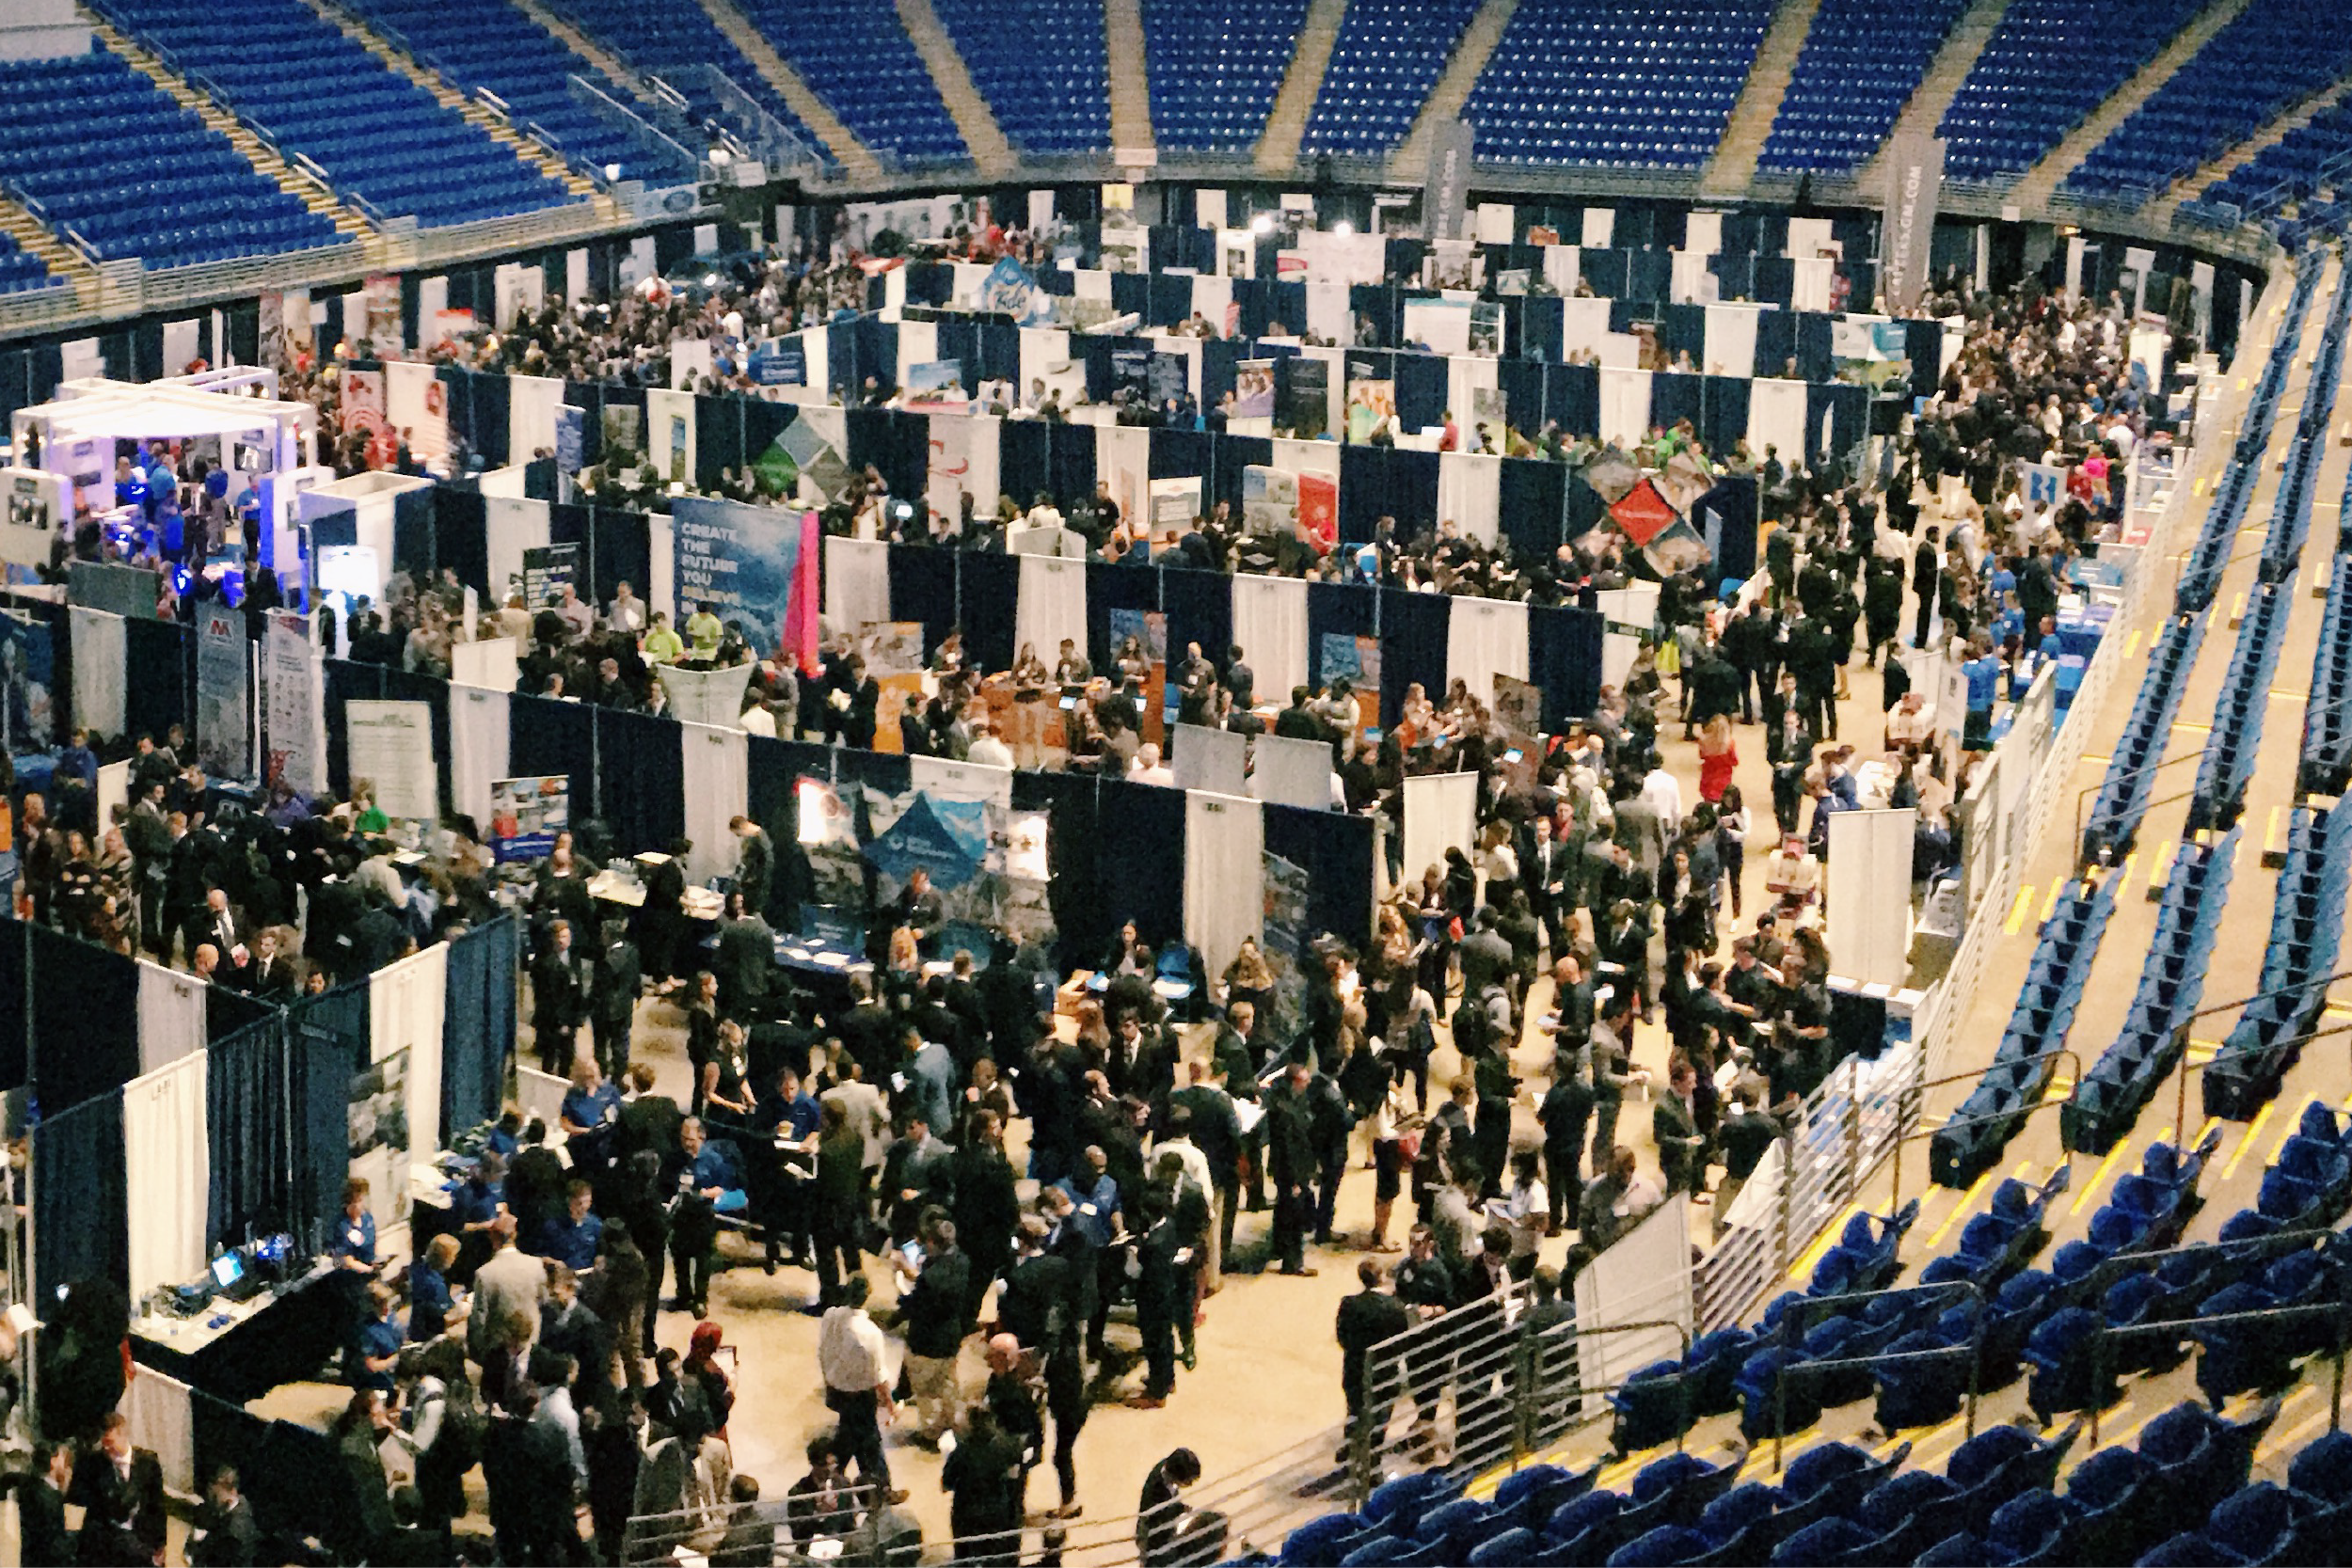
[263,609,321,794]
[345,700,438,822]
[195,606,251,780]
[1881,133,1946,316]
[671,496,821,668]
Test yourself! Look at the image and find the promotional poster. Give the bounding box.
[671,495,822,667]
[489,774,570,863]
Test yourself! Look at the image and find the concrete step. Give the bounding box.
[2010,0,2254,208]
[1388,0,1518,182]
[1254,0,1349,174]
[83,11,375,234]
[0,192,101,304]
[894,0,1010,172]
[692,0,884,180]
[1702,0,1828,196]
[1854,0,2010,182]
[1103,0,1154,155]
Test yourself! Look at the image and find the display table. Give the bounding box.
[131,1265,365,1404]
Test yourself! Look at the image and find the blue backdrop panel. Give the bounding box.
[1151,428,1213,483]
[1048,421,1098,508]
[591,505,653,609]
[35,1093,127,1303]
[1377,588,1449,730]
[207,1013,294,1251]
[1500,457,1567,558]
[887,546,960,657]
[31,924,137,1114]
[123,616,191,746]
[0,922,23,1094]
[1305,580,1375,696]
[1700,376,1751,455]
[594,709,687,856]
[957,553,1020,673]
[435,488,490,599]
[1086,560,1158,674]
[442,916,517,1144]
[1212,434,1273,515]
[1264,804,1375,947]
[999,419,1050,511]
[1651,372,1703,435]
[1394,353,1447,431]
[1093,778,1184,951]
[509,693,596,800]
[288,986,366,1253]
[1531,603,1605,728]
[1549,363,1600,437]
[1160,568,1233,673]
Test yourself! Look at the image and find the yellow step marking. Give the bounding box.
[2042,883,2062,922]
[2119,853,2137,894]
[2072,1137,2138,1217]
[2272,690,2309,703]
[2272,1095,2322,1164]
[2148,841,2177,893]
[1788,1203,1861,1281]
[2124,628,2143,657]
[2004,887,2033,936]
[2266,807,2282,859]
[1926,1168,1997,1247]
[2259,1407,2328,1465]
[1876,1412,1964,1462]
[2224,1101,2278,1180]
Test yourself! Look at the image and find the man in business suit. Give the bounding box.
[13,1442,72,1568]
[183,886,237,974]
[1265,1063,1320,1277]
[467,1215,549,1366]
[1653,1057,1709,1199]
[186,1465,261,1567]
[531,918,589,1076]
[70,1413,166,1567]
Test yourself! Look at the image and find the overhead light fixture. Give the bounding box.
[1250,214,1275,234]
[1334,220,1354,236]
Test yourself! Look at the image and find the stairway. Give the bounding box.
[1103,0,1154,155]
[292,0,616,215]
[0,193,102,305]
[1387,0,1518,182]
[1254,0,1348,173]
[893,0,1012,173]
[1855,0,2009,183]
[2010,0,2254,207]
[2147,80,2352,224]
[692,0,882,180]
[1701,0,1826,196]
[85,12,373,242]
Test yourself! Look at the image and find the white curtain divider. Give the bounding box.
[1231,574,1308,707]
[644,388,696,486]
[373,942,449,1168]
[136,959,206,1076]
[1183,790,1263,979]
[122,1364,197,1498]
[448,685,510,833]
[1581,208,1615,248]
[1170,725,1247,794]
[682,722,751,885]
[1573,1200,1693,1418]
[896,319,940,390]
[1446,355,1500,444]
[1304,344,1347,435]
[1304,282,1351,344]
[1401,771,1480,889]
[1018,327,1070,401]
[508,373,564,461]
[1750,378,1809,467]
[1598,368,1653,448]
[649,514,675,626]
[824,536,892,633]
[1704,304,1765,378]
[1148,334,1203,401]
[951,261,993,307]
[928,411,1002,529]
[1096,423,1152,533]
[1446,596,1530,706]
[123,1050,208,1301]
[1073,269,1112,304]
[1248,733,1333,811]
[1438,451,1503,546]
[485,496,552,603]
[1684,212,1724,257]
[1542,244,1581,298]
[451,636,518,692]
[1598,331,1643,371]
[1786,216,1836,259]
[1015,555,1088,675]
[1189,273,1233,333]
[1827,807,1918,988]
[70,605,128,740]
[1670,250,1715,305]
[1792,257,1836,313]
[802,326,831,397]
[1563,297,1613,360]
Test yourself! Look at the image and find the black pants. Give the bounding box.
[1544,1141,1582,1230]
[826,1386,891,1490]
[812,1219,863,1306]
[1046,1344,1087,1505]
[1316,1159,1346,1241]
[592,1012,632,1079]
[1273,1181,1311,1272]
[671,1219,715,1311]
[535,1022,577,1077]
[1141,1309,1177,1398]
[1217,1180,1241,1259]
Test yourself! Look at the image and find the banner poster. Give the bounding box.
[1345,379,1396,444]
[601,404,644,466]
[1495,673,1544,737]
[1283,356,1329,439]
[1147,353,1188,410]
[1109,346,1150,401]
[0,610,55,752]
[859,785,1058,949]
[672,496,820,666]
[1260,851,1311,1041]
[1297,470,1339,555]
[860,621,926,752]
[1235,359,1276,419]
[196,606,250,780]
[1148,476,1202,535]
[362,275,404,357]
[340,369,387,437]
[1881,132,1947,316]
[1832,320,1913,392]
[1470,302,1504,357]
[1319,631,1381,732]
[488,774,569,863]
[793,773,869,911]
[258,290,285,372]
[904,360,968,411]
[1242,466,1297,537]
[554,405,584,477]
[1422,118,1475,244]
[522,543,579,609]
[748,339,806,387]
[263,610,320,793]
[977,256,1056,327]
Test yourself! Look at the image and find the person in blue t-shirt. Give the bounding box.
[348,1283,404,1390]
[559,1059,622,1178]
[530,1179,605,1273]
[1055,1148,1121,1249]
[1962,646,2002,752]
[331,1179,378,1272]
[406,1234,463,1343]
[751,1066,821,1271]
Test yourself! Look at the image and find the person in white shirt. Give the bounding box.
[554,583,594,641]
[607,582,646,636]
[817,1275,902,1500]
[966,722,1014,769]
[1640,763,1683,839]
[1130,743,1175,787]
[739,694,776,737]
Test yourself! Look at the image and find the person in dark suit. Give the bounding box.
[1653,1056,1709,1198]
[531,917,590,1075]
[591,920,642,1081]
[640,841,691,985]
[186,1464,261,1567]
[9,1443,73,1568]
[1334,1260,1410,1454]
[71,1413,167,1566]
[1265,1063,1320,1276]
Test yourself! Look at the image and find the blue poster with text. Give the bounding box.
[672,496,804,657]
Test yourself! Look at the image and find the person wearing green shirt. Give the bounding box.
[685,602,724,659]
[642,611,685,664]
[353,788,389,835]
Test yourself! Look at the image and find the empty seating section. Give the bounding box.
[1463,0,1773,168]
[543,0,818,163]
[1936,0,2202,182]
[2203,89,2352,215]
[931,0,1108,155]
[94,0,573,228]
[2064,0,2352,200]
[2204,807,2352,1119]
[338,0,696,186]
[1298,0,1483,160]
[2301,556,2352,795]
[1140,0,1305,152]
[1757,0,1968,173]
[0,231,60,296]
[0,48,343,269]
[734,0,963,162]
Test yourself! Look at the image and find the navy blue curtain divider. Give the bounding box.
[1009,770,1096,971]
[1581,250,1629,300]
[956,553,1020,673]
[390,485,437,579]
[1701,376,1752,456]
[1550,362,1600,437]
[321,658,387,798]
[434,487,491,599]
[1651,372,1703,435]
[1212,434,1273,515]
[1695,476,1760,585]
[1795,313,1835,383]
[34,1092,128,1304]
[508,693,596,802]
[1147,274,1191,328]
[548,503,591,584]
[1377,588,1450,727]
[1390,449,1440,543]
[1500,357,1546,431]
[1110,272,1151,324]
[1263,804,1375,947]
[887,546,961,657]
[1659,305,1706,365]
[471,372,512,467]
[591,505,653,608]
[999,419,1050,511]
[122,616,191,745]
[1499,457,1568,558]
[1150,427,1212,481]
[1395,354,1447,431]
[1531,603,1606,729]
[1086,559,1158,673]
[1711,253,1756,307]
[1304,580,1375,696]
[1754,258,1795,308]
[1519,297,1563,363]
[1092,778,1184,952]
[441,916,516,1144]
[0,922,24,1094]
[206,985,276,1045]
[564,382,602,467]
[1338,444,1389,546]
[30,924,137,1115]
[1159,567,1232,673]
[206,1012,294,1251]
[595,708,687,857]
[1048,421,1098,508]
[287,985,367,1255]
[1754,310,1795,381]
[746,735,825,928]
[741,397,798,471]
